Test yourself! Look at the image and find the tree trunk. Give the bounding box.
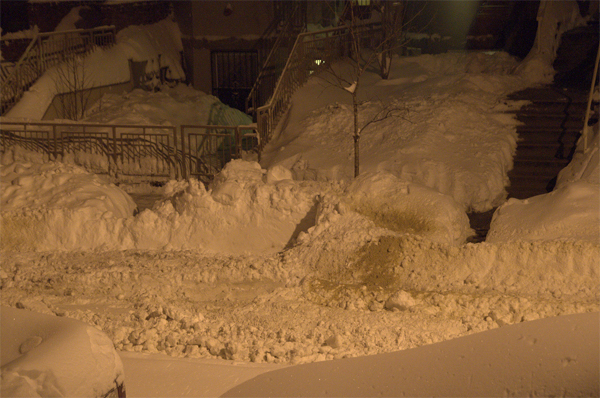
[353,91,360,177]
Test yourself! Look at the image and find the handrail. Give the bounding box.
[254,22,382,148]
[1,26,116,115]
[582,43,600,153]
[246,3,304,116]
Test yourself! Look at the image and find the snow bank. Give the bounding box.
[126,160,318,254]
[264,51,526,212]
[488,126,599,244]
[224,311,599,397]
[0,160,317,254]
[1,160,477,254]
[487,182,599,243]
[0,161,136,252]
[345,171,472,246]
[1,306,124,398]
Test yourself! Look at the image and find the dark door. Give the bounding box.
[211,51,258,112]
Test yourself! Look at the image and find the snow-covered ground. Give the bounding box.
[1,3,599,396]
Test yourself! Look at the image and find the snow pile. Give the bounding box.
[0,161,136,251]
[1,306,124,398]
[488,126,599,244]
[223,311,599,397]
[127,160,318,254]
[515,0,589,85]
[345,171,472,245]
[83,84,251,127]
[0,158,477,254]
[0,159,318,254]
[487,181,599,243]
[6,16,184,120]
[265,51,527,212]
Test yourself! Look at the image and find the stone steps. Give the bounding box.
[505,85,587,200]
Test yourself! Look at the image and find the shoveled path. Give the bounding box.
[506,84,588,199]
[467,84,588,242]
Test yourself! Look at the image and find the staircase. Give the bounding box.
[1,26,116,115]
[506,85,589,199]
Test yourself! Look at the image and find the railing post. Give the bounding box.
[181,125,187,179]
[111,126,117,178]
[235,126,242,159]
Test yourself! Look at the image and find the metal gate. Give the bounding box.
[211,51,258,112]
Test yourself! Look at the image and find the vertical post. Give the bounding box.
[36,36,42,74]
[112,126,117,179]
[235,126,242,159]
[181,126,187,179]
[53,124,59,161]
[172,126,179,180]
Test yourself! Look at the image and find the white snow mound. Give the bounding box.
[487,182,600,243]
[488,125,600,244]
[345,171,472,246]
[129,160,318,254]
[1,161,136,251]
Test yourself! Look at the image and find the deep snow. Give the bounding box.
[1,2,599,396]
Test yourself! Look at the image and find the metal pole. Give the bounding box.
[181,126,187,179]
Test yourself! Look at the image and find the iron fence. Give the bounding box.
[1,120,260,183]
[180,124,259,182]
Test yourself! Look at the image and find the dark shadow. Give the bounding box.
[284,200,319,249]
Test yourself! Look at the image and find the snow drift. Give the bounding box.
[1,306,124,398]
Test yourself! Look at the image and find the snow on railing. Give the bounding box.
[246,3,305,117]
[254,22,382,151]
[1,26,116,115]
[0,119,260,183]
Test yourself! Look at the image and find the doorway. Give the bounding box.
[211,50,258,112]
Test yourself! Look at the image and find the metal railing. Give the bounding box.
[1,26,116,115]
[1,120,259,183]
[254,22,382,150]
[246,3,305,116]
[180,124,259,181]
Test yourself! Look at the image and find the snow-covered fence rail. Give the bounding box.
[255,22,382,150]
[0,121,179,180]
[1,26,116,115]
[1,120,259,183]
[180,124,259,181]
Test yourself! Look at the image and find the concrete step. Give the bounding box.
[516,128,580,143]
[515,143,563,159]
[506,187,551,199]
[515,115,584,129]
[504,84,585,200]
[510,159,569,176]
[507,175,557,196]
[515,102,588,115]
[507,87,589,103]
